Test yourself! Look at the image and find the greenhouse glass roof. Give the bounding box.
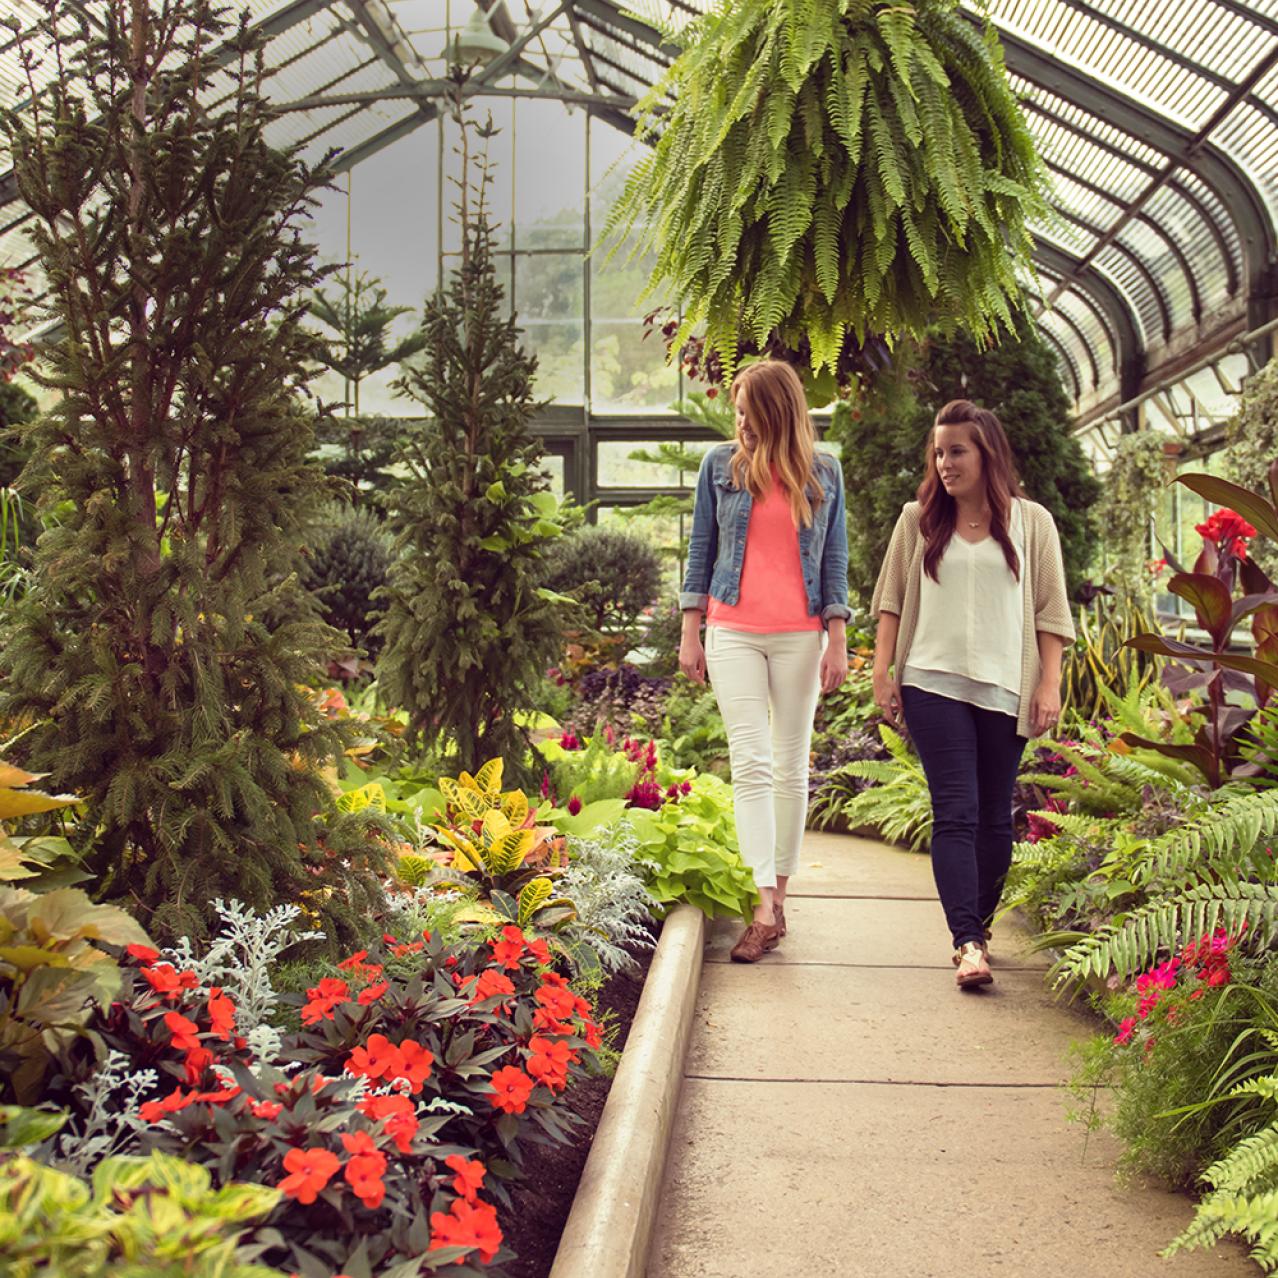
[2,0,1276,434]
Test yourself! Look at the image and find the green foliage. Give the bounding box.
[0,1150,284,1278]
[0,886,148,1105]
[814,725,932,850]
[605,0,1048,394]
[1062,588,1160,723]
[1224,358,1278,581]
[626,775,758,919]
[298,502,395,657]
[543,524,664,645]
[539,735,642,808]
[1098,432,1170,591]
[0,5,385,943]
[374,110,568,778]
[659,679,730,775]
[830,319,1099,608]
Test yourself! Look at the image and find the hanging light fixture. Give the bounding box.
[444,7,508,66]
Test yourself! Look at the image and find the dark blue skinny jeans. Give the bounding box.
[901,685,1026,950]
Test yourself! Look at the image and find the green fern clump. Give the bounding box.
[814,725,932,851]
[605,0,1048,392]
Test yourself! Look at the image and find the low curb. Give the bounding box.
[549,903,707,1278]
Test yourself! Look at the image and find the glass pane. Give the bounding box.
[516,254,584,404]
[514,98,585,250]
[596,440,711,489]
[591,322,679,412]
[538,453,566,498]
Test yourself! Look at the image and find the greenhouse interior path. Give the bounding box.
[647,832,1253,1277]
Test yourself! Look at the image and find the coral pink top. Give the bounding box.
[707,470,822,634]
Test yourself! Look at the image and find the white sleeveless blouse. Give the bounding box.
[901,499,1026,716]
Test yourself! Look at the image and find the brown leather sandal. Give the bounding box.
[730,920,781,963]
[774,899,787,938]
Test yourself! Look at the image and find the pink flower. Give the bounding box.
[567,795,582,816]
[1113,1017,1138,1045]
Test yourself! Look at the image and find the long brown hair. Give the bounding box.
[727,361,823,527]
[918,400,1026,584]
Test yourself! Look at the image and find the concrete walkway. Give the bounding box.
[648,831,1253,1277]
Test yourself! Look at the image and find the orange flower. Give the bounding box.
[139,1086,194,1123]
[182,1045,214,1085]
[358,1093,419,1154]
[429,1196,503,1264]
[126,943,160,965]
[302,977,350,1026]
[144,964,199,1000]
[279,1146,341,1205]
[337,950,369,970]
[398,1040,434,1092]
[470,970,516,1006]
[249,1098,283,1120]
[356,980,389,1006]
[527,1035,576,1092]
[490,926,524,970]
[346,1033,401,1083]
[164,1011,201,1053]
[341,1131,388,1209]
[489,1065,535,1114]
[532,1007,574,1036]
[207,988,235,1039]
[534,982,576,1022]
[445,1153,486,1202]
[526,936,552,966]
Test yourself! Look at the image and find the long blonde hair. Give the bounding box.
[728,361,822,528]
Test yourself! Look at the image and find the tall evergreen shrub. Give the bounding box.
[833,319,1100,607]
[375,109,568,776]
[0,1,383,940]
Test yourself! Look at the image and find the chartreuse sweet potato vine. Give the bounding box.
[604,0,1049,391]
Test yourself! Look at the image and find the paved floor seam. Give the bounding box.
[683,1073,1069,1089]
[703,958,1050,971]
[787,892,939,901]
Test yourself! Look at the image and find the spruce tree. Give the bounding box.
[0,1,384,941]
[375,105,568,777]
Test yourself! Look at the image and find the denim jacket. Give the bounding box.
[679,443,852,625]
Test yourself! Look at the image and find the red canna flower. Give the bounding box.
[489,1065,535,1114]
[279,1146,341,1205]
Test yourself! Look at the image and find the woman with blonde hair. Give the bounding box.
[871,400,1074,989]
[679,359,851,963]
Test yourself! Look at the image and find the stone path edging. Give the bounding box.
[548,902,707,1278]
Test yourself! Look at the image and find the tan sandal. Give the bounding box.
[954,941,993,989]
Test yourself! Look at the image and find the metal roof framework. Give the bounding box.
[2,0,1277,447]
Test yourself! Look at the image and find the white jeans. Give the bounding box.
[705,626,824,889]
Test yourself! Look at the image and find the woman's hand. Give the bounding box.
[820,641,848,694]
[1030,677,1062,736]
[679,633,707,684]
[873,670,902,726]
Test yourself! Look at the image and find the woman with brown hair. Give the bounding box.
[871,401,1074,989]
[678,360,851,963]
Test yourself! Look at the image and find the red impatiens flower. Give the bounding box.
[279,1146,341,1204]
[527,1035,576,1093]
[429,1196,503,1264]
[398,1040,435,1091]
[525,936,552,966]
[139,1086,194,1123]
[338,950,369,970]
[249,1098,283,1120]
[302,977,351,1026]
[358,1093,419,1154]
[126,943,160,965]
[489,1065,535,1115]
[341,1130,388,1209]
[207,988,235,1039]
[346,1034,434,1093]
[491,925,525,971]
[164,1011,201,1053]
[357,980,389,1006]
[470,970,516,1007]
[445,1153,486,1202]
[534,981,577,1022]
[143,964,200,1000]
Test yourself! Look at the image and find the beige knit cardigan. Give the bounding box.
[870,498,1077,739]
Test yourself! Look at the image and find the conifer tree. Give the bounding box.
[0,1,384,941]
[375,102,568,777]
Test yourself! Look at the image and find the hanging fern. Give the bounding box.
[1052,881,1278,989]
[603,0,1049,393]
